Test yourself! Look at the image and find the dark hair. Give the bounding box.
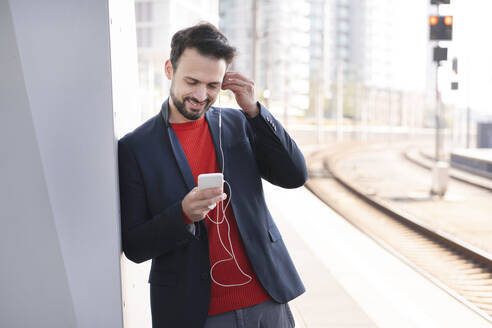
[170,22,236,70]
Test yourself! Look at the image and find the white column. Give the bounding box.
[0,0,138,326]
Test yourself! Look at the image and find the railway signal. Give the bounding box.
[429,15,453,41]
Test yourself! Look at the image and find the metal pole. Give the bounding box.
[434,3,440,161]
[430,1,450,197]
[435,61,440,161]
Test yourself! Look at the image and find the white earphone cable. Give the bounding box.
[206,108,252,287]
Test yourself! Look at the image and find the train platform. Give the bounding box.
[451,148,492,164]
[450,148,492,179]
[413,147,492,187]
[264,181,490,327]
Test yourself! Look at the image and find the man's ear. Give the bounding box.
[164,59,173,80]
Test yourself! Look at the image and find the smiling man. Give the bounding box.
[118,22,307,328]
[167,47,223,121]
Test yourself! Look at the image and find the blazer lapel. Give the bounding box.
[205,108,224,174]
[160,100,196,191]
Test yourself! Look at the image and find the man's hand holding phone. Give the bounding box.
[181,173,226,222]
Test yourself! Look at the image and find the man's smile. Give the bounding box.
[186,97,209,110]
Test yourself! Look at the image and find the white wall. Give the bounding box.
[0,0,137,326]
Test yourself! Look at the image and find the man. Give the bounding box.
[118,22,307,328]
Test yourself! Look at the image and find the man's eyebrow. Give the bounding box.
[184,76,200,83]
[184,76,221,85]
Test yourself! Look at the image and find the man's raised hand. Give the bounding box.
[221,71,259,118]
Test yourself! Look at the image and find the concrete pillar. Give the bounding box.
[0,0,138,326]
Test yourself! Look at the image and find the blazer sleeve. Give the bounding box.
[118,139,193,264]
[245,102,308,188]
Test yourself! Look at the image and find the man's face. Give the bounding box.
[166,47,227,121]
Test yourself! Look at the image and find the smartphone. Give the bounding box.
[198,173,224,191]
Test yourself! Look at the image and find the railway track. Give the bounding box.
[305,143,492,323]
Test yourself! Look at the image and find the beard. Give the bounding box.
[170,81,212,121]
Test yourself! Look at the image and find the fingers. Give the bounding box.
[221,81,255,99]
[222,72,254,91]
[222,80,251,90]
[192,194,227,220]
[182,187,227,222]
[221,71,258,116]
[223,71,254,84]
[195,193,227,210]
[195,187,223,200]
[222,77,254,89]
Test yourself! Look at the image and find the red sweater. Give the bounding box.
[171,116,271,316]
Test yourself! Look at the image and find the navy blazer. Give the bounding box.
[118,99,308,328]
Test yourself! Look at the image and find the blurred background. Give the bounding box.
[132,0,492,148]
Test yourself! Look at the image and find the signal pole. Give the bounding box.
[429,0,452,197]
[435,59,441,162]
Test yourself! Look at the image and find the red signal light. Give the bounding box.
[430,16,439,25]
[444,16,453,26]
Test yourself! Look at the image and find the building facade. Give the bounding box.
[312,0,428,128]
[219,0,311,119]
[134,0,219,120]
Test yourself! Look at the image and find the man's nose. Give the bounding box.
[192,85,207,102]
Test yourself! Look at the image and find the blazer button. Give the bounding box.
[201,272,209,280]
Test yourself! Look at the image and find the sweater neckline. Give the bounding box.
[170,115,206,131]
